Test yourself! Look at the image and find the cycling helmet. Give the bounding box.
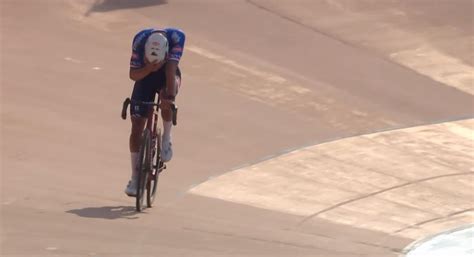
[145,32,169,63]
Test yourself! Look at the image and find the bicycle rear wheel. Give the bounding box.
[136,129,151,212]
[147,129,161,207]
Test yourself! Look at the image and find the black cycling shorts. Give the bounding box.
[130,66,181,117]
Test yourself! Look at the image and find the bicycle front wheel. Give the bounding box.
[136,129,151,212]
[147,129,161,207]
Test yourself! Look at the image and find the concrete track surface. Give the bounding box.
[1,0,473,256]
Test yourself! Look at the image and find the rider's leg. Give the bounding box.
[126,78,156,196]
[125,116,146,196]
[161,109,172,140]
[130,116,147,175]
[160,74,180,162]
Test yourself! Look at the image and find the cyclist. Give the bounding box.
[125,28,185,196]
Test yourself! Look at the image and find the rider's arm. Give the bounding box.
[130,58,165,81]
[129,29,156,82]
[129,66,152,81]
[163,29,185,99]
[165,60,178,98]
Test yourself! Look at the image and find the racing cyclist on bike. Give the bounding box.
[125,28,185,196]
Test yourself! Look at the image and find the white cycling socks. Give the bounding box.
[163,120,172,142]
[130,152,139,181]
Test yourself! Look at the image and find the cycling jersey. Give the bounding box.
[129,28,185,118]
[130,28,186,69]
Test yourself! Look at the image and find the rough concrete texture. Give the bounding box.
[191,119,474,240]
[1,0,473,256]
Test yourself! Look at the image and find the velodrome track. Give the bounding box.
[1,0,473,256]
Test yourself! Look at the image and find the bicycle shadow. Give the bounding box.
[66,206,141,220]
[86,0,168,16]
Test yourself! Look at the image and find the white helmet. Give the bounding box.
[145,32,169,63]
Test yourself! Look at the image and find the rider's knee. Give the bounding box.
[161,108,172,116]
[161,109,172,121]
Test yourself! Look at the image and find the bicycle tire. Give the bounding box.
[147,129,161,207]
[136,129,151,212]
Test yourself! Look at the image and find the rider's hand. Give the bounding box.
[144,58,165,73]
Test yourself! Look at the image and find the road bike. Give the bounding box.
[121,96,177,212]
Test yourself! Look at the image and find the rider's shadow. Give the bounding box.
[66,206,140,220]
[86,0,168,15]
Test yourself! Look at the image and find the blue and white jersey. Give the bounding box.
[130,28,186,69]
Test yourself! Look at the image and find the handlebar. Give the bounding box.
[121,98,131,120]
[170,103,178,126]
[121,98,178,126]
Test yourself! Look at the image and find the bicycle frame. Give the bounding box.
[147,98,160,143]
[122,96,161,166]
[121,92,178,211]
[121,95,164,211]
[121,96,176,126]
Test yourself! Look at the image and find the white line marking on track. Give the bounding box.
[187,45,287,84]
[390,45,474,95]
[64,57,82,63]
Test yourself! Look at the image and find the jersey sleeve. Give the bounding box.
[130,30,149,69]
[167,29,186,62]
